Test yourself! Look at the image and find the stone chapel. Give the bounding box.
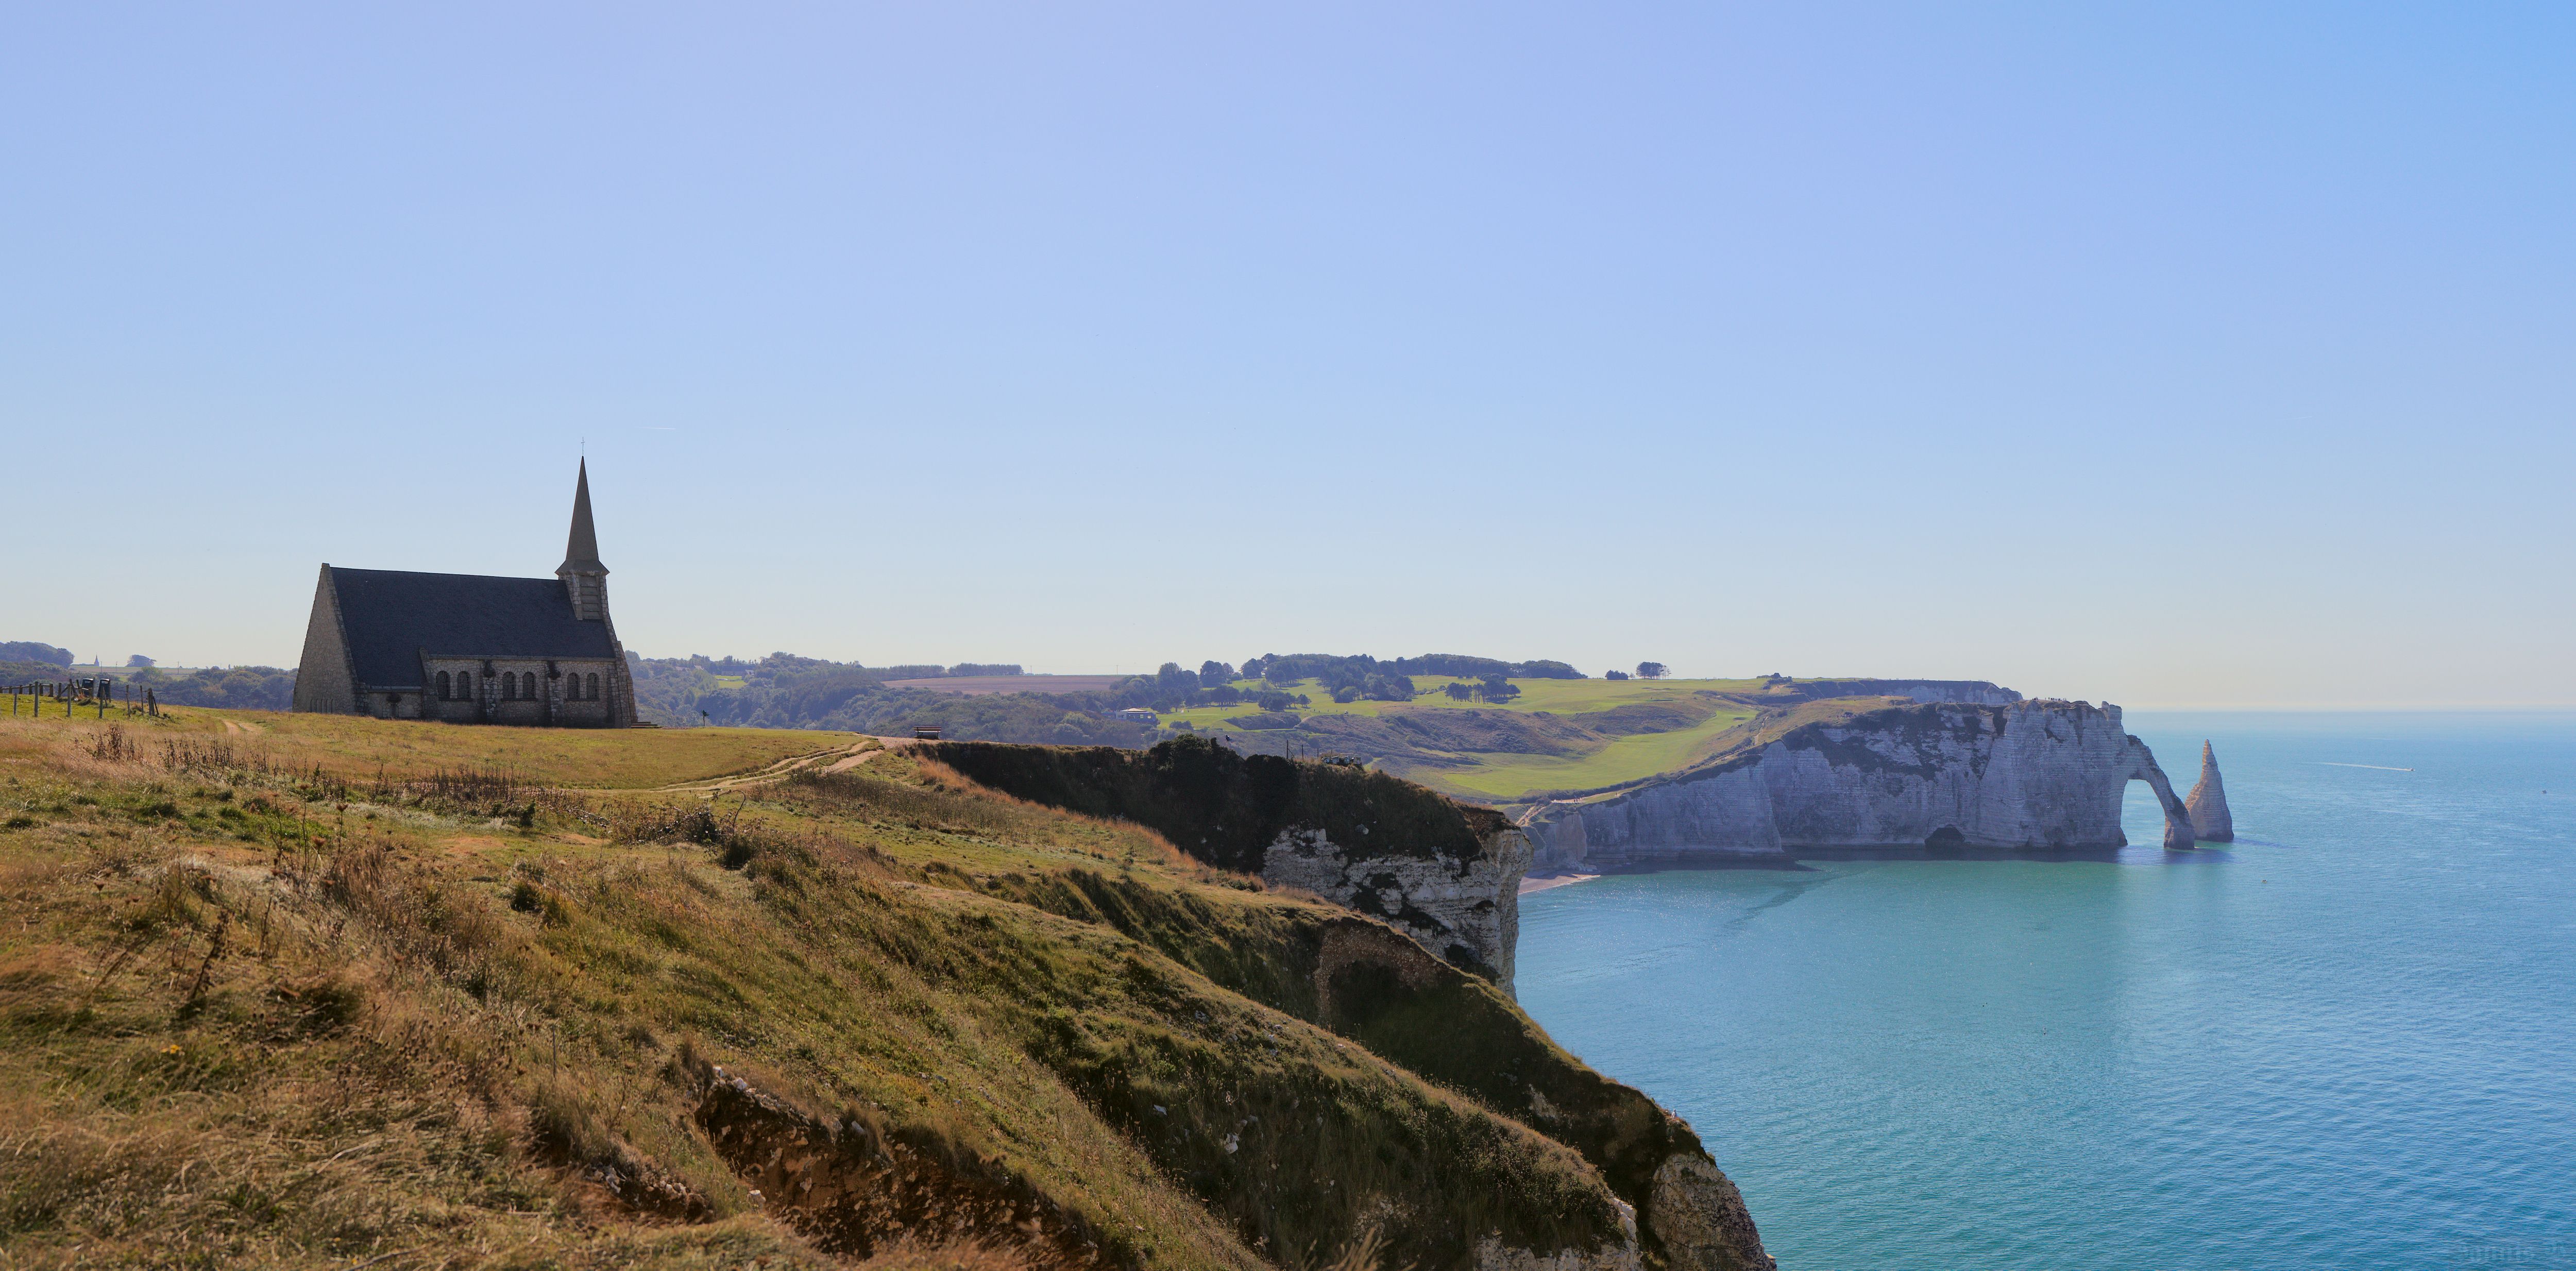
[292,461,638,726]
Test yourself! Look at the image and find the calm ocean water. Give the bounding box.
[1515,711,2576,1271]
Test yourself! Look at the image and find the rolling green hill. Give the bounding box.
[1161,675,2009,807]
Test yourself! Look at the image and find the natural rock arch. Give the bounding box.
[2121,736,2199,850]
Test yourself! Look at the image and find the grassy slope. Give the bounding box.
[1163,680,1768,804]
[93,707,861,789]
[0,710,1704,1270]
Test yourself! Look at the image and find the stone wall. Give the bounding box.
[1527,700,2197,869]
[289,566,358,715]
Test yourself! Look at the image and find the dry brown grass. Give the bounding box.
[0,707,1664,1271]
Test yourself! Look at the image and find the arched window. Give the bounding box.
[586,673,600,700]
[437,671,450,700]
[503,672,517,699]
[460,672,474,699]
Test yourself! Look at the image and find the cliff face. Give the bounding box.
[1527,700,2197,868]
[1261,822,1532,991]
[2186,741,2235,841]
[933,738,1776,1270]
[925,737,1529,989]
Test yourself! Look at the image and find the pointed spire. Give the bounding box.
[2185,740,2234,842]
[561,459,605,575]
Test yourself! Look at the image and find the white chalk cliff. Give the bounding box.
[1260,822,1533,992]
[1524,700,2199,868]
[2185,740,2234,842]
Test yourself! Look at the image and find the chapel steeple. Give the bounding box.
[557,459,611,622]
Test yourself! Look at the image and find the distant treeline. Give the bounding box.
[131,666,299,711]
[1,660,74,687]
[0,642,74,668]
[1250,653,1584,683]
[0,635,1586,741]
[1067,652,1585,713]
[626,649,1588,737]
[0,659,298,712]
[629,654,1140,745]
[661,654,1023,681]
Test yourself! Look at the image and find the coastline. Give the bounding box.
[1518,872,1601,896]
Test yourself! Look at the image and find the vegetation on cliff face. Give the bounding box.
[0,708,1765,1270]
[923,737,1504,877]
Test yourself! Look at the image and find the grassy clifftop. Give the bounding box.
[1163,677,1992,806]
[0,709,1766,1270]
[922,737,1509,876]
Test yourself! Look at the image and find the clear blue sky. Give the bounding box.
[6,4,2570,706]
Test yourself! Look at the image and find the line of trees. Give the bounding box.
[628,653,1141,743]
[120,665,298,710]
[1243,653,1583,685]
[1,642,73,668]
[1440,675,1522,703]
[1091,651,1597,713]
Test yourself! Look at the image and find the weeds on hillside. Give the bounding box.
[783,767,1036,837]
[779,763,1206,882]
[86,724,142,764]
[150,735,349,801]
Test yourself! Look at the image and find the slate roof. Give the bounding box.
[329,567,617,688]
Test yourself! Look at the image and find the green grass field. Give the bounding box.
[1423,710,1757,799]
[1160,677,1777,804]
[124,707,862,789]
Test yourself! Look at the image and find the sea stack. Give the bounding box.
[2186,741,2234,842]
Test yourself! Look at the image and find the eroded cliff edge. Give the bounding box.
[1524,699,2199,869]
[928,736,1530,989]
[927,736,1773,1271]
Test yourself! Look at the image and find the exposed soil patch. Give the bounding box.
[693,1065,1124,1269]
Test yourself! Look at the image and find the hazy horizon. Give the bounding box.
[8,5,2570,708]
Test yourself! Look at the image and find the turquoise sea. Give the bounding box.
[1515,712,2576,1271]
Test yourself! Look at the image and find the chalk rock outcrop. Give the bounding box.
[1476,1202,1644,1271]
[1262,821,1531,992]
[1526,700,2197,868]
[2185,741,2234,842]
[925,735,1530,989]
